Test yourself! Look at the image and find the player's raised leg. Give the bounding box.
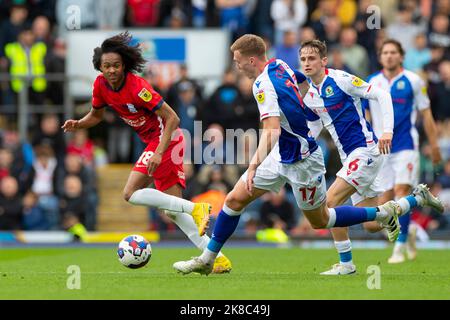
[125,171,211,236]
[163,183,232,273]
[173,180,268,275]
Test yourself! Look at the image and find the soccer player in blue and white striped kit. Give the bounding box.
[300,39,444,275]
[364,39,442,264]
[173,34,443,275]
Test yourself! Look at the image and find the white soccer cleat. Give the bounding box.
[379,200,401,242]
[407,224,418,261]
[173,257,213,275]
[320,263,356,275]
[412,184,444,214]
[388,251,406,264]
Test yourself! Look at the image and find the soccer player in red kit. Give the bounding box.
[62,32,231,273]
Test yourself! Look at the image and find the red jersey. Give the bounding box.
[92,72,167,144]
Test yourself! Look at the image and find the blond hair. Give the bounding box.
[230,34,266,58]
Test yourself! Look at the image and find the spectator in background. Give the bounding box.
[203,68,241,129]
[328,45,354,74]
[322,15,342,48]
[437,159,450,189]
[424,45,447,112]
[428,13,450,51]
[216,0,255,40]
[0,4,29,56]
[66,129,95,168]
[310,0,336,40]
[299,26,316,43]
[259,187,296,231]
[234,76,259,131]
[404,33,432,73]
[59,175,88,240]
[0,131,34,194]
[386,7,426,52]
[0,175,23,230]
[54,154,97,230]
[96,0,125,30]
[4,26,48,105]
[32,113,66,164]
[271,0,308,45]
[274,30,300,70]
[126,0,161,27]
[31,144,59,230]
[192,0,207,28]
[32,15,53,48]
[45,38,66,106]
[159,0,192,27]
[166,64,204,115]
[354,0,383,73]
[175,80,202,136]
[56,0,97,36]
[432,61,450,121]
[248,0,274,41]
[339,27,370,78]
[22,191,47,230]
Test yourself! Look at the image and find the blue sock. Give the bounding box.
[397,211,411,243]
[207,210,241,253]
[332,206,377,227]
[340,251,353,263]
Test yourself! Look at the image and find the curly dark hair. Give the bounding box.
[92,31,146,73]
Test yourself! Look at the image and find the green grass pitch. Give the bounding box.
[0,247,449,300]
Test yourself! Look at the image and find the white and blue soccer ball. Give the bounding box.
[117,235,152,269]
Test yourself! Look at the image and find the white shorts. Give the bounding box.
[378,150,419,191]
[241,145,327,211]
[336,146,384,205]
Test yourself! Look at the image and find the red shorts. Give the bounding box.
[132,130,186,192]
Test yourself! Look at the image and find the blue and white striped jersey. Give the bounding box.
[364,69,430,153]
[252,58,318,164]
[303,68,392,161]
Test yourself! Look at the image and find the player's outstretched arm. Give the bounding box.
[61,107,105,132]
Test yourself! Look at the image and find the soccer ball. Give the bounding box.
[117,235,152,269]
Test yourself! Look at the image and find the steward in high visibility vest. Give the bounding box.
[4,28,47,93]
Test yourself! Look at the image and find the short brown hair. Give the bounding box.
[300,39,328,58]
[379,39,405,57]
[230,34,266,58]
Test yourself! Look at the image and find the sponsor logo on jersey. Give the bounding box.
[255,81,261,88]
[351,76,364,87]
[127,103,138,113]
[325,85,334,97]
[120,116,146,127]
[421,86,427,95]
[138,88,152,102]
[396,80,405,90]
[178,171,185,180]
[256,89,265,104]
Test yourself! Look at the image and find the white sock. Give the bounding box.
[165,211,223,259]
[335,240,353,266]
[393,242,406,254]
[396,197,411,215]
[199,248,218,265]
[326,208,337,228]
[128,188,195,213]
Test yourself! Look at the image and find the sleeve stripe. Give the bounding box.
[366,85,372,93]
[92,104,107,109]
[152,99,164,112]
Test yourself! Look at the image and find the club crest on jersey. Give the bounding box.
[325,85,334,97]
[127,103,138,113]
[396,80,405,90]
[256,90,265,104]
[351,77,364,87]
[138,88,152,102]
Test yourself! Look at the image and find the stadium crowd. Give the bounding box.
[0,0,449,239]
